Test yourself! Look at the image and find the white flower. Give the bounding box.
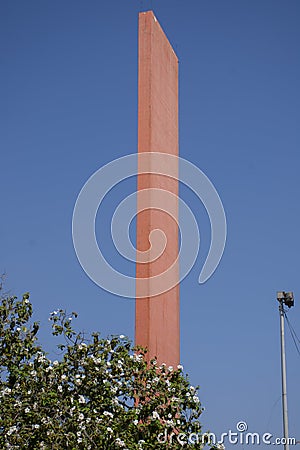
[61,374,67,381]
[37,355,46,363]
[133,419,138,425]
[58,385,63,393]
[78,395,86,404]
[33,424,40,429]
[78,413,84,421]
[168,366,173,372]
[152,411,160,420]
[78,343,87,350]
[177,364,183,370]
[115,437,126,447]
[53,360,59,366]
[7,425,17,435]
[107,427,113,433]
[119,335,125,339]
[25,407,30,413]
[103,411,114,418]
[2,387,12,395]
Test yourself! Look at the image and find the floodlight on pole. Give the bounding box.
[277,291,294,450]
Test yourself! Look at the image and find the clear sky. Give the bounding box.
[1,1,300,448]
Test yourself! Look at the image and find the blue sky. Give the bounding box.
[1,0,300,447]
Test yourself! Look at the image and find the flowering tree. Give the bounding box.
[0,289,219,449]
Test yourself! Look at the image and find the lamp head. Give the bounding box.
[277,291,294,308]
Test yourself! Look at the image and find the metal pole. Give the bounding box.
[279,301,290,450]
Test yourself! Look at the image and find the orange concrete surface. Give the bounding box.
[135,11,180,367]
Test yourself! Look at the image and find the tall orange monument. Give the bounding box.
[135,11,180,367]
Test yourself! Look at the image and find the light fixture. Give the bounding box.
[277,291,294,308]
